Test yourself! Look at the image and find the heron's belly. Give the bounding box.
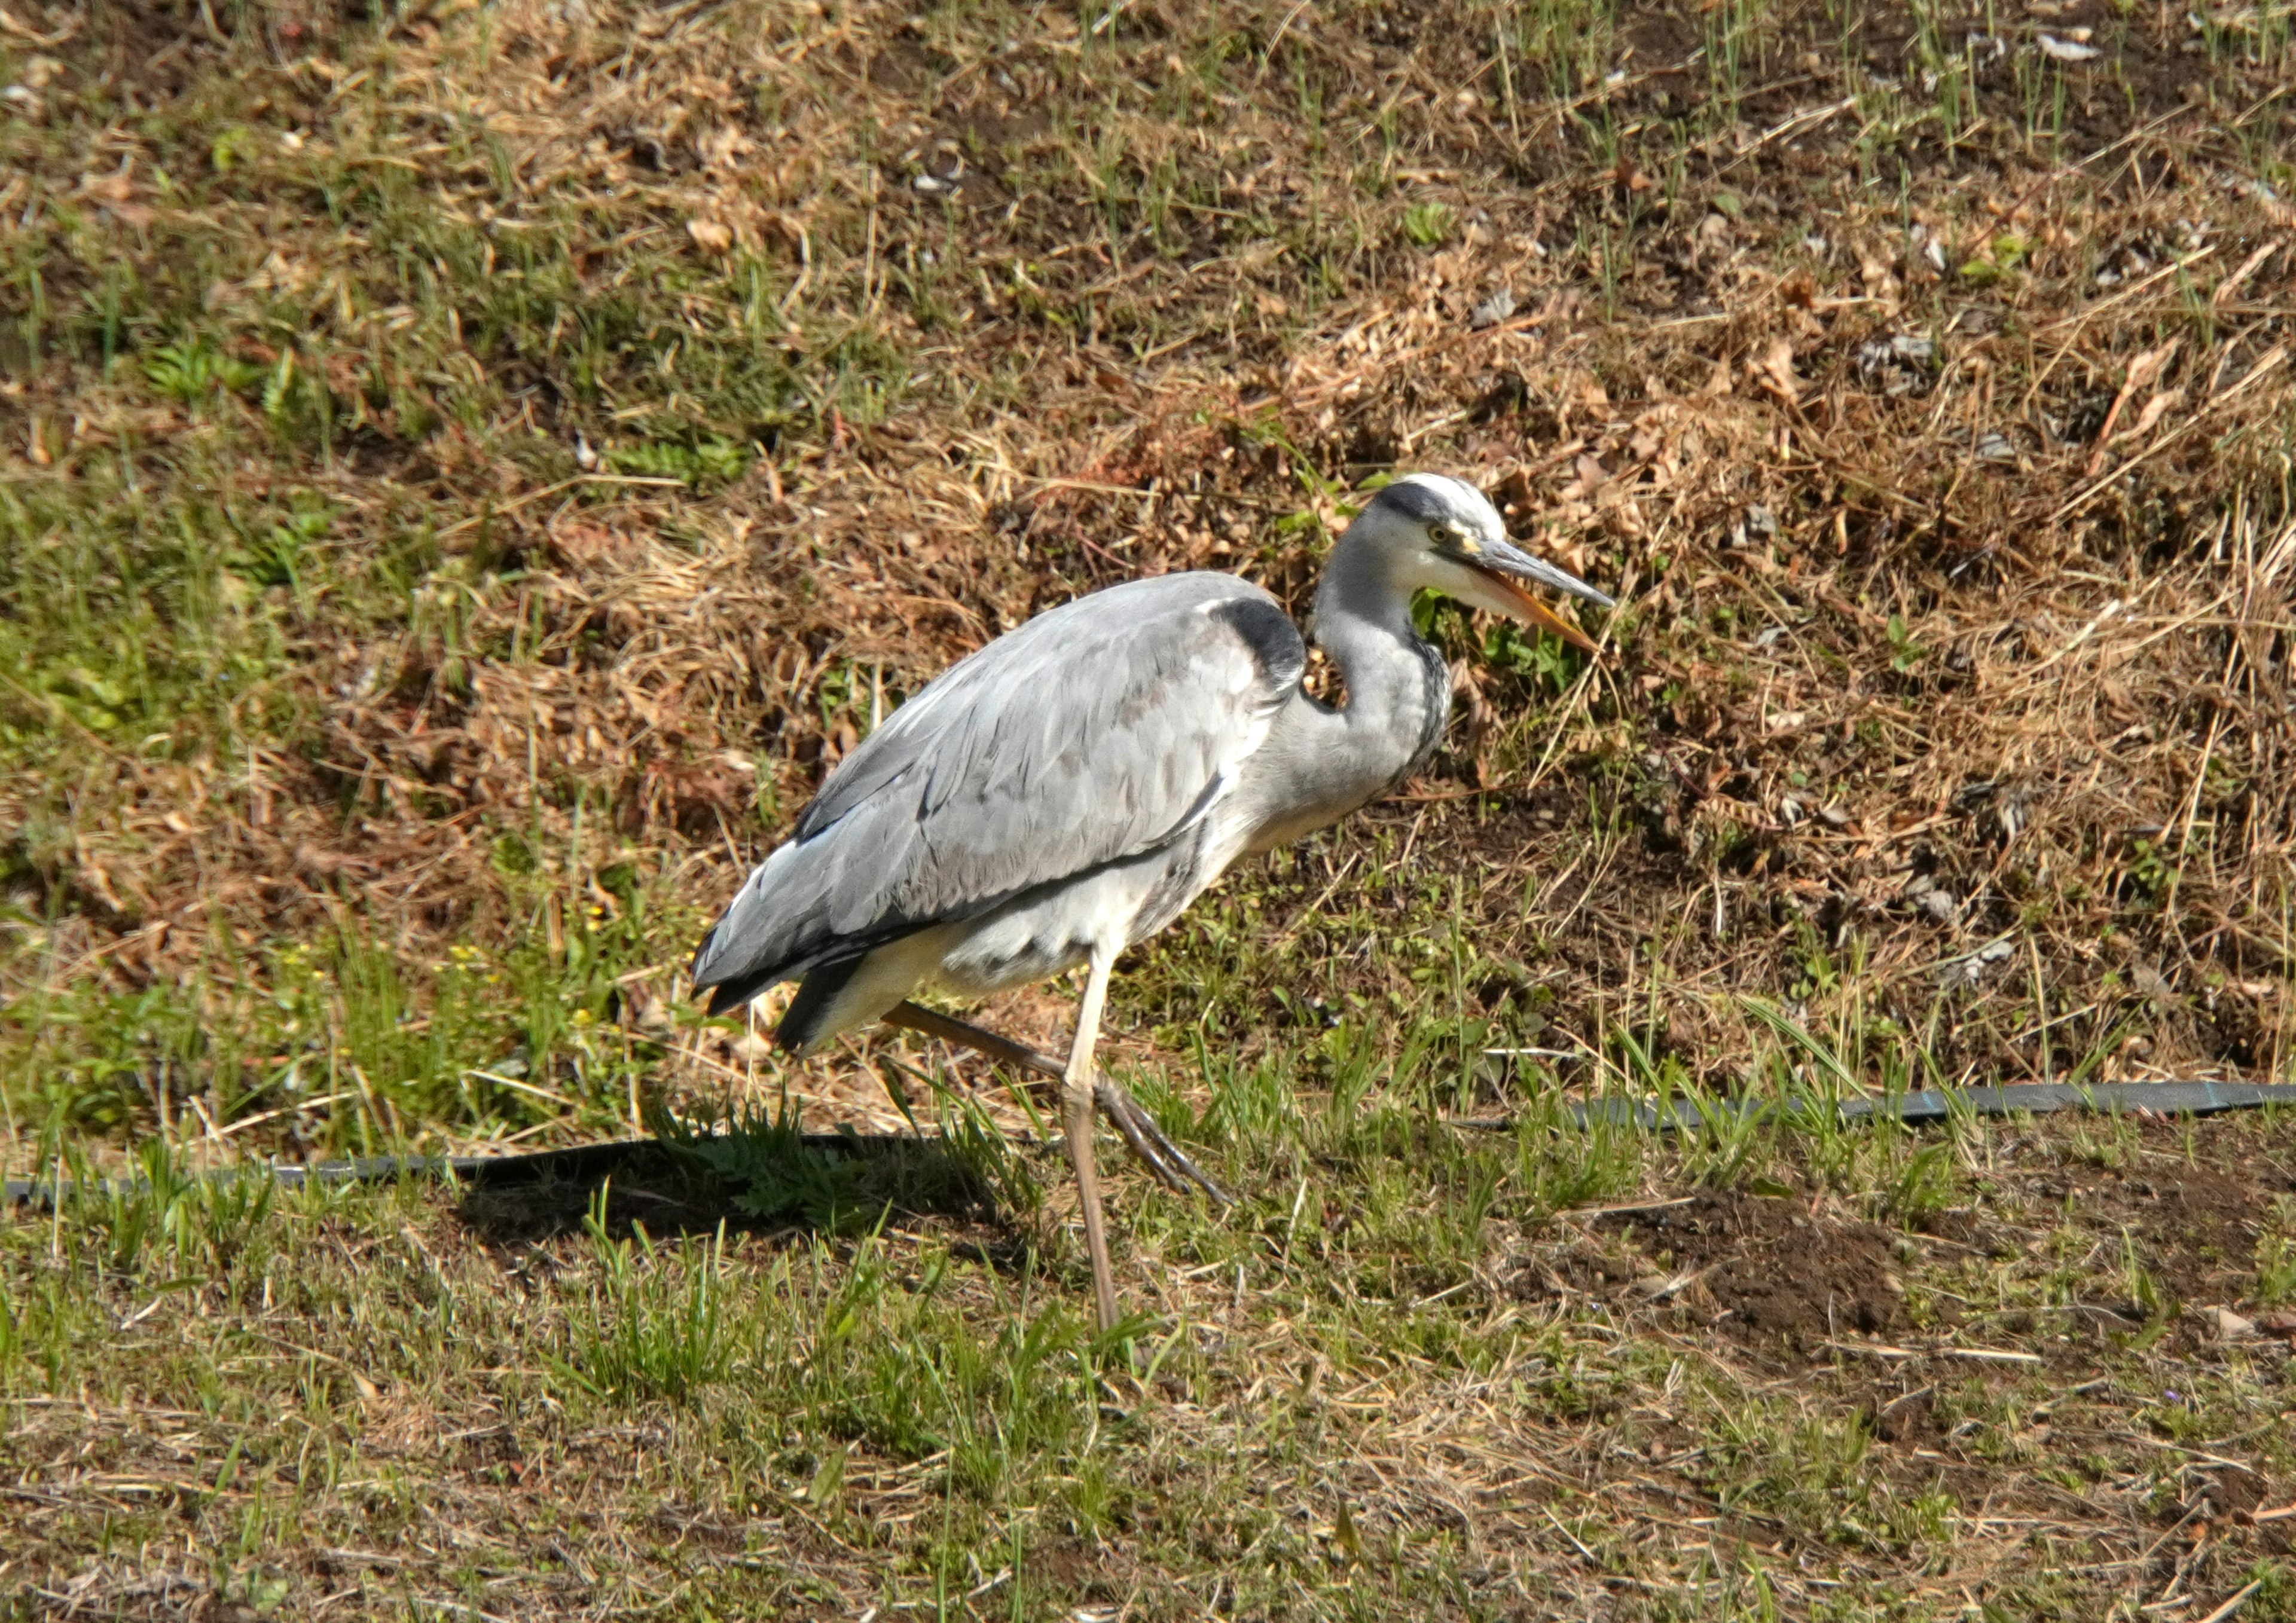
[929,832,1216,998]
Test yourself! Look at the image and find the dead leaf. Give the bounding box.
[697,125,756,171]
[686,216,734,253]
[2125,339,2181,393]
[1750,337,1801,404]
[2087,338,2182,472]
[2130,961,2177,1007]
[2127,387,2185,439]
[79,168,134,203]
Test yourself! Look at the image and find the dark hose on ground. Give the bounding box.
[8,1081,2294,1210]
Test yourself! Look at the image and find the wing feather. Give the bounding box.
[690,573,1304,1008]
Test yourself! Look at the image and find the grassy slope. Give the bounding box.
[3,0,2296,1614]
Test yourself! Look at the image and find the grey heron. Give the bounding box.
[689,473,1614,1331]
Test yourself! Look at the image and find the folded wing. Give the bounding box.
[689,572,1305,1013]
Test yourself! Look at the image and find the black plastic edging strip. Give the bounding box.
[1572,1080,2296,1131]
[7,1083,2295,1209]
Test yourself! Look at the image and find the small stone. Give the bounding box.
[2198,1306,2257,1341]
[1949,936,2014,984]
[1469,287,1517,329]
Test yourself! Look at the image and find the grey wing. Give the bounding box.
[689,572,1305,1013]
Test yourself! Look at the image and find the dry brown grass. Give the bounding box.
[2,1,2296,1610]
[4,10,2289,1164]
[5,2,2294,1148]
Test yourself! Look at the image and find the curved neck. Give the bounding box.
[1313,529,1419,668]
[1234,533,1451,852]
[1313,531,1449,768]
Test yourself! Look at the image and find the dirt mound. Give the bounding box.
[1609,1193,1907,1344]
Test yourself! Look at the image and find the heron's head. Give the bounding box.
[1352,472,1614,652]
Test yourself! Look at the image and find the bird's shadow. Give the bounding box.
[451,1130,1012,1248]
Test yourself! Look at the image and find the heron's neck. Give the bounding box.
[1313,536,1446,731]
[1238,537,1451,852]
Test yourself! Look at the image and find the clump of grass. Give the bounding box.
[2256,1212,2296,1306]
[1402,200,1455,246]
[561,1190,743,1403]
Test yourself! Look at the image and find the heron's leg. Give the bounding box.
[1065,950,1121,1335]
[882,1001,1231,1205]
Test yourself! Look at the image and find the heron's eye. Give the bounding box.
[1430,520,1473,551]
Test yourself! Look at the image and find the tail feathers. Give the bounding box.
[688,842,910,1022]
[689,843,808,1010]
[688,923,722,984]
[773,956,866,1052]
[701,967,778,1019]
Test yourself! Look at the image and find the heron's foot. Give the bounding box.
[1094,1074,1232,1208]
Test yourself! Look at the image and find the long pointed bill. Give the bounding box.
[1468,541,1616,655]
[1497,583,1603,653]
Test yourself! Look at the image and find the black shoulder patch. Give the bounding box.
[1208,595,1306,688]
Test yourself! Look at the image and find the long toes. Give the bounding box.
[1097,1086,1188,1192]
[1149,1136,1234,1209]
[1092,1077,1232,1207]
